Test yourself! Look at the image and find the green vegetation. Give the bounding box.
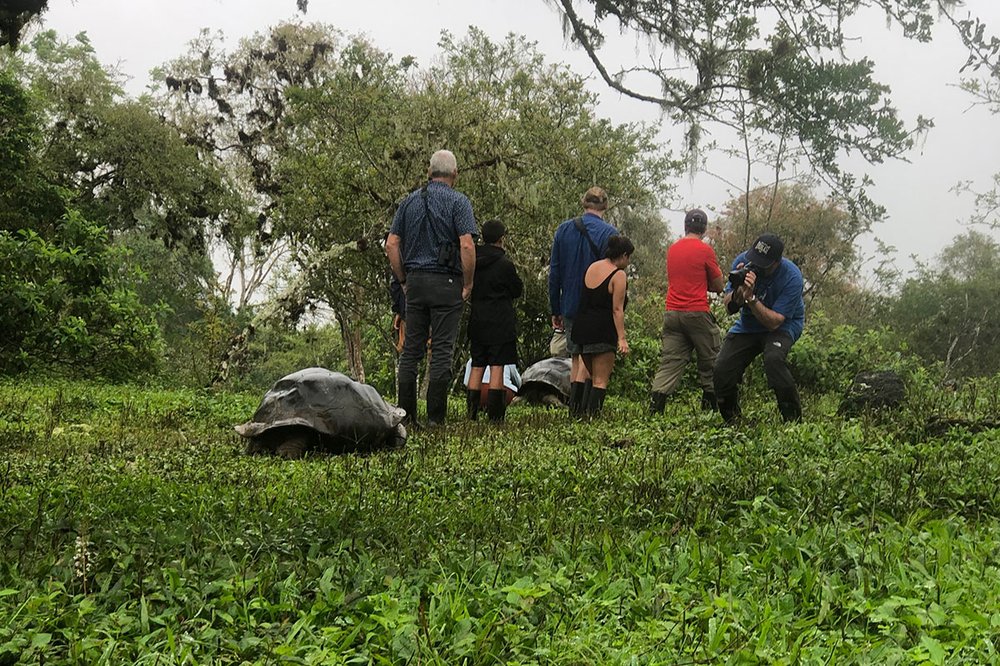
[2,374,1000,663]
[2,6,1000,663]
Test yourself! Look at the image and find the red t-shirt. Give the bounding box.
[665,236,723,312]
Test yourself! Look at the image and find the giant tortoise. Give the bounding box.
[512,357,572,407]
[235,368,406,459]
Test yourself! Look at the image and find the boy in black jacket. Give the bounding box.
[467,220,523,422]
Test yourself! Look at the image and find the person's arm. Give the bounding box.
[723,283,745,314]
[706,246,725,294]
[459,233,475,300]
[548,232,563,329]
[611,271,629,354]
[386,233,406,287]
[745,297,786,331]
[508,261,524,299]
[739,270,786,331]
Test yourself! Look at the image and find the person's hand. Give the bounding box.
[462,284,473,301]
[617,337,629,355]
[552,315,563,330]
[736,269,756,302]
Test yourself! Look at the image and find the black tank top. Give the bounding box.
[571,268,626,346]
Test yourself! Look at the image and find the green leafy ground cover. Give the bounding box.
[2,379,1000,664]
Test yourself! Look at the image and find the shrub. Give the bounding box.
[0,211,163,380]
[788,312,921,393]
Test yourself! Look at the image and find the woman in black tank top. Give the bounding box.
[570,235,634,416]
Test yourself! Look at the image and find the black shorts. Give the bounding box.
[471,340,518,367]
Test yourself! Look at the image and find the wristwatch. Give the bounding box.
[747,294,757,304]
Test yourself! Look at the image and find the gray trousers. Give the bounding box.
[397,272,464,420]
[651,310,721,394]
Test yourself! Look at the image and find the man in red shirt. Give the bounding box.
[650,209,726,413]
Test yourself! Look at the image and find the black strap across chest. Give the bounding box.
[573,217,601,261]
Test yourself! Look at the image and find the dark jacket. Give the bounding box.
[469,244,523,345]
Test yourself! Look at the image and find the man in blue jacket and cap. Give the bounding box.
[714,233,805,423]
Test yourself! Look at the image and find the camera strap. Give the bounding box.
[572,216,602,261]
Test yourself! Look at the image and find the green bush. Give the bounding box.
[0,211,163,380]
[227,322,347,393]
[788,312,921,393]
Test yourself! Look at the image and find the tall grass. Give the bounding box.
[1,378,999,663]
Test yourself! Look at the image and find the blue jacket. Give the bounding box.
[548,213,618,319]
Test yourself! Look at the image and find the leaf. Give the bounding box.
[920,635,946,665]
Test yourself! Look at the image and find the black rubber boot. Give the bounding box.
[466,389,481,421]
[486,389,507,423]
[568,381,585,417]
[586,387,607,417]
[774,388,802,422]
[649,392,667,414]
[700,391,718,411]
[426,380,450,426]
[578,380,593,418]
[717,393,741,425]
[398,381,418,427]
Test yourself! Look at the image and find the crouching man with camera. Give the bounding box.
[713,233,805,424]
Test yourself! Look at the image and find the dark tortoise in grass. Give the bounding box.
[512,357,572,407]
[236,367,407,459]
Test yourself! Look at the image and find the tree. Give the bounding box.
[0,72,162,378]
[955,43,1000,229]
[154,22,350,312]
[277,28,677,378]
[889,230,1000,379]
[0,56,63,235]
[0,0,47,49]
[546,0,998,223]
[3,30,233,252]
[710,182,862,307]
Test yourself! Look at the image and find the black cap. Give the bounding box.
[684,208,708,232]
[745,233,784,268]
[481,219,506,244]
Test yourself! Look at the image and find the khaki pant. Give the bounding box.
[651,310,721,394]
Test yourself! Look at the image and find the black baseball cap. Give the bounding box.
[684,208,708,232]
[745,233,784,268]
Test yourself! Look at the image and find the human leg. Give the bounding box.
[650,311,691,413]
[762,331,801,422]
[467,365,485,420]
[422,274,464,425]
[485,363,507,422]
[688,311,723,410]
[585,352,616,415]
[564,316,589,417]
[398,279,433,425]
[712,332,763,424]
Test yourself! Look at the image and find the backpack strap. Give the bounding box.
[572,217,602,261]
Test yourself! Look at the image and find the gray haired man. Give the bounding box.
[386,150,478,426]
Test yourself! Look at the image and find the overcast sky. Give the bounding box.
[35,0,1000,272]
